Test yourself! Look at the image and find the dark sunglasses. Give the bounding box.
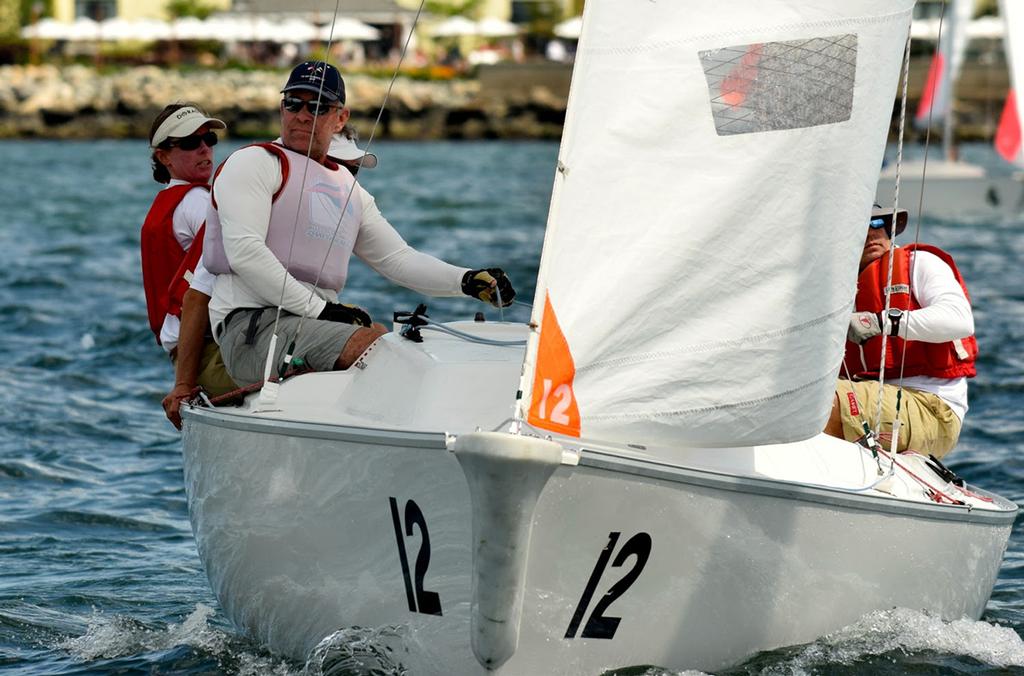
[163,130,219,151]
[282,96,339,116]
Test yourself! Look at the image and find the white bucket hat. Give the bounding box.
[327,134,378,169]
[151,106,226,148]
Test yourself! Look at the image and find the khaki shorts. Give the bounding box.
[835,379,961,458]
[169,338,238,398]
[218,308,361,387]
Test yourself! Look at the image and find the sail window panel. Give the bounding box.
[700,35,858,136]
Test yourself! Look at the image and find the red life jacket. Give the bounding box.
[843,244,978,380]
[140,183,209,344]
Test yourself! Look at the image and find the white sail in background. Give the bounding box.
[996,0,1023,165]
[914,0,975,130]
[518,0,915,448]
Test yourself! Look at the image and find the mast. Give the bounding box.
[942,0,957,160]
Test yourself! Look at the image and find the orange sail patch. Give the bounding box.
[528,294,581,437]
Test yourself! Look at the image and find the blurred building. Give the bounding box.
[52,0,232,22]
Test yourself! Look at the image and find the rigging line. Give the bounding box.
[420,320,527,347]
[839,357,885,473]
[259,0,349,385]
[261,0,428,382]
[873,15,923,450]
[894,3,949,425]
[875,1,948,450]
[271,0,347,315]
[281,0,429,369]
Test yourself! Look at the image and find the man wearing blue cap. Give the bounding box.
[202,61,516,387]
[824,206,978,458]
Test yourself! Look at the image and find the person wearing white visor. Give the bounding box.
[327,127,378,174]
[140,102,237,429]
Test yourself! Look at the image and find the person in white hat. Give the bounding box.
[140,102,237,428]
[824,206,978,459]
[327,126,378,173]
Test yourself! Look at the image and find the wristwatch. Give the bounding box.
[886,308,904,337]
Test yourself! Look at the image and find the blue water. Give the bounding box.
[0,139,1022,675]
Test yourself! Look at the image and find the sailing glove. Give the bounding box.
[462,268,516,307]
[318,302,372,327]
[847,311,882,344]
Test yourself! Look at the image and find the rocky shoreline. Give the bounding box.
[0,61,1012,142]
[0,64,570,140]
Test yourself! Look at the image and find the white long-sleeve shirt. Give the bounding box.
[889,248,975,421]
[208,145,469,335]
[158,180,210,352]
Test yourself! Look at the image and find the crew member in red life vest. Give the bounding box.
[205,61,516,387]
[141,102,237,428]
[823,206,977,459]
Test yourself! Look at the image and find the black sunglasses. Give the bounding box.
[163,130,219,151]
[282,96,339,116]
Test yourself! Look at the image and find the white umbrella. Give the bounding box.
[553,16,582,39]
[203,16,250,42]
[21,18,67,40]
[171,17,209,40]
[317,17,380,41]
[966,16,1004,39]
[65,17,100,41]
[98,17,134,40]
[910,18,939,40]
[476,17,518,38]
[430,16,478,37]
[100,18,170,41]
[275,17,318,43]
[135,19,171,41]
[249,17,280,42]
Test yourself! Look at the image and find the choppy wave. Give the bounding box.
[56,604,298,674]
[731,608,1024,675]
[304,626,410,676]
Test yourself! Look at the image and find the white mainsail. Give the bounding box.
[996,0,1023,165]
[518,0,916,448]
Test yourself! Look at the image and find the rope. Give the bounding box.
[264,0,351,382]
[258,0,428,389]
[419,318,527,346]
[872,4,945,452]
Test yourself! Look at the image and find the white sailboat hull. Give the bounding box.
[181,326,1015,674]
[876,161,1024,220]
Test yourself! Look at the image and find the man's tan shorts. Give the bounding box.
[169,339,238,398]
[835,380,961,458]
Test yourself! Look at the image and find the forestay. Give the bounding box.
[996,0,1023,165]
[518,0,915,447]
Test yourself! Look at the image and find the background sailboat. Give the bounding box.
[877,0,1024,219]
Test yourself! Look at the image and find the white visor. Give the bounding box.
[151,107,226,148]
[327,134,378,169]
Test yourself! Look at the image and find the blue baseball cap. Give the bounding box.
[281,61,346,104]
